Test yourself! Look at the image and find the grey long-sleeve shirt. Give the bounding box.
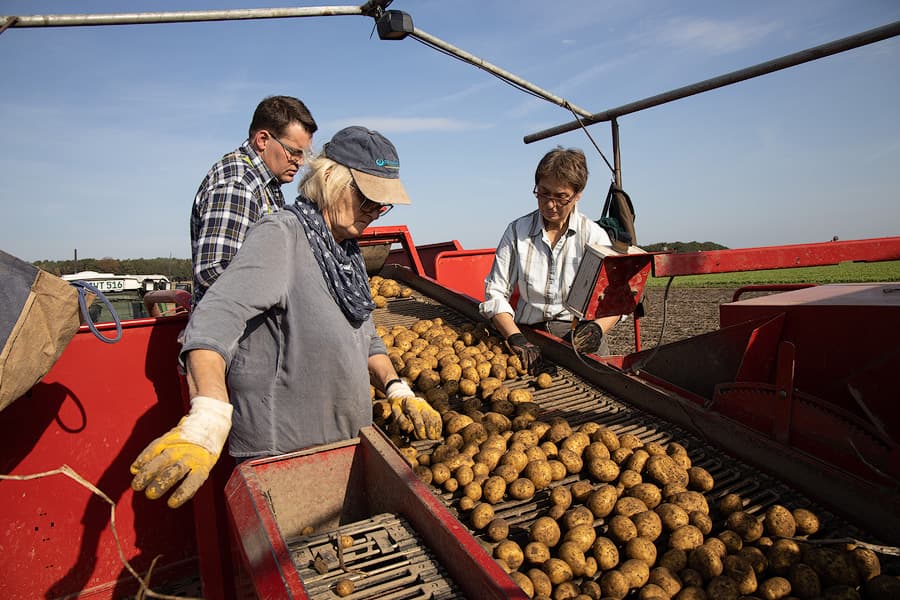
[181,207,386,459]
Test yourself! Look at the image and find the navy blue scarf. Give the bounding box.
[286,197,374,325]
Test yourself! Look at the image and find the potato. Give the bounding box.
[586,484,619,518]
[621,558,651,588]
[535,372,553,389]
[334,578,354,597]
[766,538,801,575]
[592,536,620,570]
[687,466,714,492]
[470,502,494,529]
[852,546,881,581]
[560,481,587,505]
[738,546,768,576]
[431,462,452,485]
[607,515,638,544]
[542,486,568,509]
[791,507,819,536]
[679,568,705,589]
[627,482,663,509]
[625,536,658,566]
[580,580,603,600]
[481,475,507,504]
[690,510,713,536]
[442,477,459,493]
[646,454,689,487]
[725,510,763,543]
[586,457,620,482]
[649,566,683,597]
[455,464,474,486]
[494,463,519,484]
[542,557,574,585]
[531,516,562,547]
[625,449,651,474]
[494,539,524,571]
[717,493,743,517]
[611,447,634,465]
[865,574,900,600]
[508,388,533,404]
[528,568,553,598]
[524,541,552,565]
[547,420,573,443]
[670,491,709,515]
[757,576,791,600]
[563,524,597,553]
[638,583,669,600]
[705,575,739,600]
[633,509,663,541]
[548,460,568,481]
[509,570,534,598]
[524,459,554,489]
[702,538,727,560]
[658,548,687,573]
[788,562,821,599]
[723,554,757,595]
[764,504,796,538]
[557,541,588,576]
[509,477,536,500]
[689,544,724,580]
[616,496,649,518]
[656,502,691,531]
[717,530,743,554]
[486,517,510,542]
[673,585,706,600]
[458,496,475,511]
[668,524,704,552]
[563,505,595,530]
[557,448,584,475]
[600,570,630,599]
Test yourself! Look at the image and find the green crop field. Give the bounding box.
[645,260,900,287]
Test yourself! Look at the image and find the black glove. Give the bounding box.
[506,333,542,374]
[570,321,604,355]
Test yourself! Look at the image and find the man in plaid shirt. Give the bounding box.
[190,95,317,305]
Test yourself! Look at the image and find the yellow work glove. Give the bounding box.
[386,380,442,440]
[130,396,232,508]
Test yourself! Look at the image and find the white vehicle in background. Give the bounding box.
[61,271,175,321]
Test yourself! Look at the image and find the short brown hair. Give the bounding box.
[249,95,317,139]
[534,146,589,193]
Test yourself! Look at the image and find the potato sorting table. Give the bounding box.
[226,285,897,599]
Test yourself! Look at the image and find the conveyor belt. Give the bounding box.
[289,513,465,599]
[372,293,884,548]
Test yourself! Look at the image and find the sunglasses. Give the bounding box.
[350,182,393,218]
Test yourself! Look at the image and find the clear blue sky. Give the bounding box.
[2,1,898,262]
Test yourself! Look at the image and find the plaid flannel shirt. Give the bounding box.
[190,141,285,305]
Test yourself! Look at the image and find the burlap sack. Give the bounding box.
[0,250,90,411]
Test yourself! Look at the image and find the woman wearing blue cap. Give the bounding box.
[130,126,440,508]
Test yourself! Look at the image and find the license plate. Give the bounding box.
[94,279,126,292]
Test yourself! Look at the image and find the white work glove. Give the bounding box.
[130,396,232,508]
[386,380,442,440]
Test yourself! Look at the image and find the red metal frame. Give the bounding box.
[651,236,900,277]
[432,247,498,301]
[358,225,426,276]
[0,316,197,599]
[226,426,528,599]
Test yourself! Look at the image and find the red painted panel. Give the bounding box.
[0,316,197,599]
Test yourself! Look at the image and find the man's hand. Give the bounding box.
[572,320,604,355]
[506,333,542,374]
[130,396,232,508]
[386,380,442,440]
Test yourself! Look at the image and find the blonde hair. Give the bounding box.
[297,155,353,211]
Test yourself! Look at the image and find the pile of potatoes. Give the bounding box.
[383,384,894,598]
[369,276,413,308]
[371,317,553,440]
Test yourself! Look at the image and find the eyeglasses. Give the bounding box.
[533,185,577,206]
[267,131,310,163]
[351,183,393,218]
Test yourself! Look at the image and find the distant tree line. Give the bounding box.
[34,257,193,281]
[641,241,728,253]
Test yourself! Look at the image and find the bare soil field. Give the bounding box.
[604,287,737,354]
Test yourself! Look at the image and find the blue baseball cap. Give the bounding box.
[323,126,411,205]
